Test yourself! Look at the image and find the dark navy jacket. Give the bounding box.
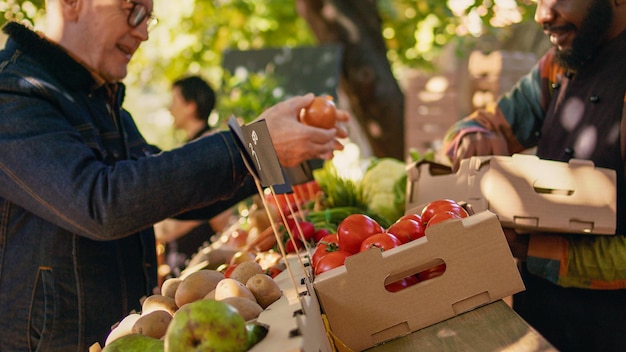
[0,22,255,351]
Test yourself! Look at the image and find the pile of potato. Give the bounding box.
[103,262,282,347]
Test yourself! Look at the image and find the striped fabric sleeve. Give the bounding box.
[443,49,564,160]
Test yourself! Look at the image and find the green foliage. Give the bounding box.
[215,66,286,127]
[124,0,316,90]
[377,0,537,71]
[0,0,45,27]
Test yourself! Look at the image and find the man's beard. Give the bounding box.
[552,0,613,70]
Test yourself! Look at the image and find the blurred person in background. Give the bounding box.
[0,0,348,349]
[443,0,626,350]
[155,75,233,277]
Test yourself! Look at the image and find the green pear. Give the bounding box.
[164,299,247,352]
[245,322,269,350]
[101,333,164,352]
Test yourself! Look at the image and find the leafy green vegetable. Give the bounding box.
[312,161,366,209]
[311,158,407,228]
[361,158,407,225]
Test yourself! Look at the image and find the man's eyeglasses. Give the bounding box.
[126,0,158,31]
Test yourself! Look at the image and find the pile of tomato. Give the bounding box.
[311,199,470,290]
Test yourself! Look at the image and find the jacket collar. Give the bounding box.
[2,21,108,93]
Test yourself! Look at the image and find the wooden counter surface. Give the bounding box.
[366,299,557,352]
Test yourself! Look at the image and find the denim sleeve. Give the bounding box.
[0,94,255,240]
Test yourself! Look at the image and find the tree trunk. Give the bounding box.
[297,0,405,160]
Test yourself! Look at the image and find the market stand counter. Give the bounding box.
[366,300,556,352]
[254,250,556,352]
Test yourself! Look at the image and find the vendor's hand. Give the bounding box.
[452,131,508,172]
[503,227,529,260]
[261,94,349,167]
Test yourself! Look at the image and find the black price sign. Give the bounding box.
[228,116,285,187]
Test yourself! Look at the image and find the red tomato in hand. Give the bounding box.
[299,96,337,129]
[359,232,402,252]
[421,199,468,225]
[426,211,462,228]
[311,234,339,268]
[314,250,351,275]
[337,214,384,254]
[387,218,425,244]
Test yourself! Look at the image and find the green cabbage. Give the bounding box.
[361,158,407,225]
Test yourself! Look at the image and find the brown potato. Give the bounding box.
[214,278,256,302]
[141,294,178,316]
[220,296,264,321]
[132,310,172,339]
[229,261,264,285]
[175,270,225,307]
[246,274,282,309]
[160,277,182,299]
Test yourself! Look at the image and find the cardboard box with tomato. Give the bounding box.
[405,154,617,235]
[312,210,524,351]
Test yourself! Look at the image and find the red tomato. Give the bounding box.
[387,218,425,244]
[314,250,351,276]
[337,214,384,254]
[417,263,446,281]
[385,275,421,292]
[398,213,423,223]
[359,232,402,252]
[421,199,468,225]
[311,234,339,268]
[426,211,461,228]
[299,96,337,129]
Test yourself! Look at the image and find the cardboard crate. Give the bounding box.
[313,211,524,351]
[406,154,617,235]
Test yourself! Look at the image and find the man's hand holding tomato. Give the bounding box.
[262,94,350,167]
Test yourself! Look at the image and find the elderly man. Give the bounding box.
[0,0,348,350]
[443,0,626,350]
